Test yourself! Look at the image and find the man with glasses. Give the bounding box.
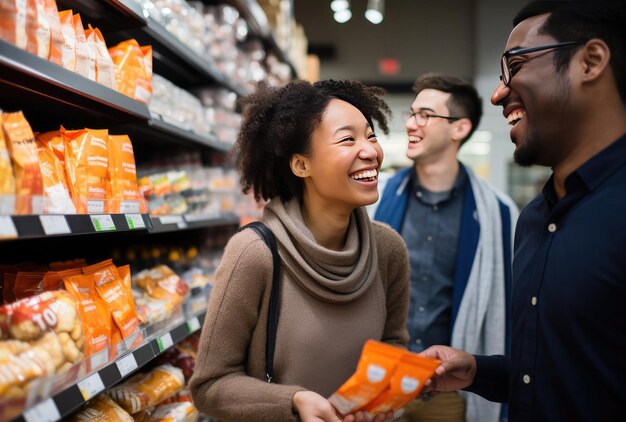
[421,0,626,420]
[375,73,518,422]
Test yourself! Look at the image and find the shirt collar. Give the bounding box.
[542,132,626,206]
[412,162,467,204]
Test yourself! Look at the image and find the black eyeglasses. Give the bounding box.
[500,40,586,86]
[403,110,462,127]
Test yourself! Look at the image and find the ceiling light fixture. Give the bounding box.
[330,0,350,12]
[334,8,352,23]
[365,0,384,24]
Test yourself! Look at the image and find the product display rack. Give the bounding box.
[0,0,295,420]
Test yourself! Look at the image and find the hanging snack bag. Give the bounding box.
[2,111,44,215]
[25,0,50,59]
[108,134,143,213]
[57,10,75,71]
[43,0,62,64]
[84,25,116,90]
[0,0,27,49]
[72,13,95,80]
[62,127,108,213]
[36,134,75,214]
[328,340,406,415]
[363,353,441,418]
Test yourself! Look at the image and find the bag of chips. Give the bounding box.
[85,25,116,89]
[25,0,50,59]
[73,13,95,80]
[0,0,28,49]
[57,10,75,71]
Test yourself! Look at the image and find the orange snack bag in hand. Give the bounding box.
[84,25,116,90]
[108,134,143,213]
[43,0,62,64]
[84,259,139,339]
[0,0,28,49]
[72,13,95,80]
[2,111,44,214]
[363,353,441,417]
[25,0,50,59]
[63,273,111,357]
[36,135,75,214]
[109,39,152,103]
[62,127,108,213]
[328,340,407,415]
[57,10,75,71]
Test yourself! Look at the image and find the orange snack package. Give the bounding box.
[84,25,116,90]
[57,10,75,71]
[0,113,16,196]
[329,340,407,415]
[2,111,44,215]
[25,0,50,59]
[66,394,133,422]
[36,135,75,214]
[83,259,139,340]
[72,13,95,80]
[0,0,28,49]
[62,127,108,213]
[43,0,62,65]
[109,39,152,103]
[108,134,143,213]
[13,271,45,300]
[43,267,81,291]
[63,273,111,357]
[363,353,441,418]
[108,364,185,414]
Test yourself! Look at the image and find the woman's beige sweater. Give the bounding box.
[190,200,409,422]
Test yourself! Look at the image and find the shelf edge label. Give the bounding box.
[77,372,105,401]
[116,353,139,378]
[23,398,60,422]
[187,317,201,333]
[91,214,116,231]
[125,213,146,229]
[0,216,18,239]
[39,215,71,235]
[156,332,173,352]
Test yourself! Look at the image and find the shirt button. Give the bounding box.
[426,236,433,241]
[432,205,438,211]
[523,374,531,384]
[416,191,423,198]
[415,338,422,345]
[418,306,425,312]
[548,223,557,232]
[531,296,537,306]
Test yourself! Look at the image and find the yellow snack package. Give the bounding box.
[0,0,28,49]
[25,0,50,59]
[108,134,142,213]
[2,111,44,215]
[36,136,75,214]
[363,353,441,417]
[62,127,108,213]
[58,10,76,71]
[328,340,407,415]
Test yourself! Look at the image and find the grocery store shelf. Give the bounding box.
[0,213,151,240]
[16,298,208,422]
[150,213,240,233]
[0,40,151,124]
[56,0,146,30]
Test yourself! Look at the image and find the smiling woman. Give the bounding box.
[189,80,411,422]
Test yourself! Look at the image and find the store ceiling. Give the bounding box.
[295,0,490,91]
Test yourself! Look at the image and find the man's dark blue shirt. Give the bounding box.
[467,133,626,421]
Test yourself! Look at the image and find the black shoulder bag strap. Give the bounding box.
[238,221,281,383]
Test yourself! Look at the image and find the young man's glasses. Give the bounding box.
[500,40,586,87]
[403,110,462,127]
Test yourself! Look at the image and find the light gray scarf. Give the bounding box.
[452,168,518,422]
[263,198,379,304]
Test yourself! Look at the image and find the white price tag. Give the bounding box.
[90,214,116,231]
[159,215,187,228]
[0,216,17,238]
[187,317,201,333]
[90,349,108,370]
[23,398,60,422]
[116,353,138,378]
[120,200,140,214]
[87,200,105,214]
[39,215,71,235]
[125,213,146,229]
[77,372,105,401]
[157,332,173,352]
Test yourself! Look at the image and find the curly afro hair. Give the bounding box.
[236,79,391,202]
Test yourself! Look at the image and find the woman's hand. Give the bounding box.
[293,391,343,422]
[341,410,396,422]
